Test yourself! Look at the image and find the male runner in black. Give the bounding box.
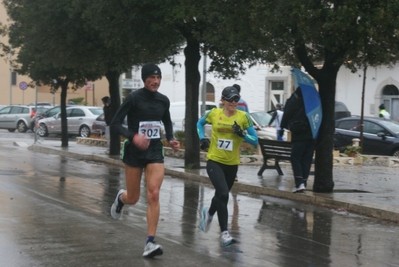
[110,63,180,258]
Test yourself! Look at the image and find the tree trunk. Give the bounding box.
[105,70,121,156]
[59,79,69,148]
[312,69,337,192]
[183,35,201,169]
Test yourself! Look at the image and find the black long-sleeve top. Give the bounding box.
[280,93,312,141]
[110,88,174,142]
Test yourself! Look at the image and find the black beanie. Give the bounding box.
[141,63,162,82]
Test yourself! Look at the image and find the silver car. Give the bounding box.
[0,105,37,133]
[37,106,103,137]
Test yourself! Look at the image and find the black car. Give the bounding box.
[334,116,399,157]
[334,101,351,120]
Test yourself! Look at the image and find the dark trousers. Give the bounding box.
[206,160,237,232]
[291,140,315,187]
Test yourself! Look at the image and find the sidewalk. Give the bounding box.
[28,139,399,223]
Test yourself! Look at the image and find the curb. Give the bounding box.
[28,144,399,223]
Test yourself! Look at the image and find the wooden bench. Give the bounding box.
[257,139,292,176]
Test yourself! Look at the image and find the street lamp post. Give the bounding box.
[9,45,12,105]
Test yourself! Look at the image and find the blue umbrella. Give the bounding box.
[291,67,322,139]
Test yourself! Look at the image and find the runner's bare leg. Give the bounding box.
[121,165,142,205]
[144,163,164,236]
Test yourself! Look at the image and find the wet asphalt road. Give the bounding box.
[1,132,399,267]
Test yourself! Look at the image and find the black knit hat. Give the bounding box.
[141,63,162,82]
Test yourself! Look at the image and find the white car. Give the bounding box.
[205,110,287,140]
[249,110,282,140]
[37,106,103,137]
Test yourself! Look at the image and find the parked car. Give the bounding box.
[249,110,288,140]
[28,102,53,107]
[37,106,103,137]
[0,105,41,132]
[335,101,351,120]
[334,116,399,157]
[91,113,128,136]
[29,106,52,131]
[30,105,74,131]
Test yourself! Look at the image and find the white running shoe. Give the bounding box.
[199,207,213,232]
[143,242,163,258]
[292,183,306,193]
[110,189,125,220]
[221,232,235,247]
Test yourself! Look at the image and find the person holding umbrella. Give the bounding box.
[280,87,315,193]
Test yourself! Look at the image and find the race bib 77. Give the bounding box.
[217,138,233,151]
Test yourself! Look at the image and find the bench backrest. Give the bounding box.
[258,139,292,159]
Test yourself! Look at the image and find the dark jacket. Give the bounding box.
[103,104,112,126]
[280,93,313,141]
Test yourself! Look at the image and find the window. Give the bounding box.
[363,121,385,135]
[0,107,11,114]
[271,81,284,90]
[72,109,85,117]
[336,120,360,131]
[10,107,23,114]
[66,109,74,117]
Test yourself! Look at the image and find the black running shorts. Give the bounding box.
[121,139,164,168]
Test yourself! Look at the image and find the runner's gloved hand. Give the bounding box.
[232,121,245,138]
[199,138,210,150]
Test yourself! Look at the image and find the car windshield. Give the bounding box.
[379,120,399,134]
[250,111,273,127]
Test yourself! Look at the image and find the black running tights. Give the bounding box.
[206,160,238,232]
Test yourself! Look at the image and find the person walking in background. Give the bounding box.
[110,62,180,258]
[232,84,249,112]
[379,104,391,120]
[280,87,315,193]
[101,96,111,150]
[268,103,284,141]
[197,86,258,247]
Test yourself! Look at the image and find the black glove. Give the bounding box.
[199,138,210,150]
[232,121,245,138]
[279,129,284,137]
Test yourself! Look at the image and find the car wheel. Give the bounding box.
[393,149,399,158]
[38,123,49,137]
[17,121,28,133]
[79,125,91,137]
[7,129,15,132]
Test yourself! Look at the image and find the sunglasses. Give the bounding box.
[223,96,240,103]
